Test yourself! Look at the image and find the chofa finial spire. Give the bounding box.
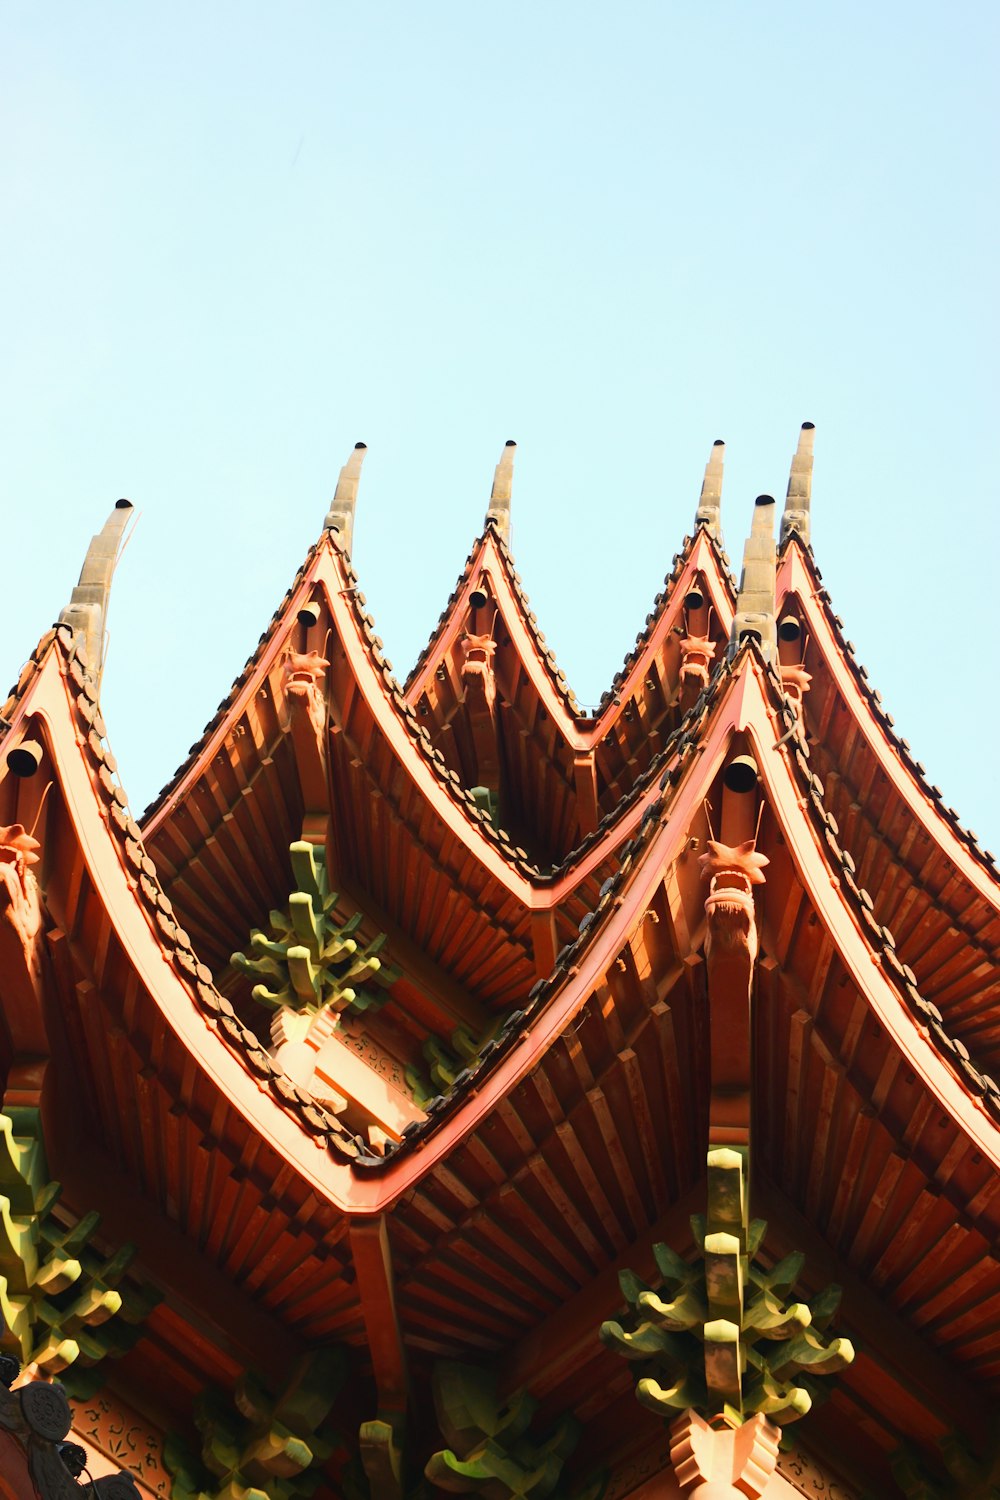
[57,499,135,690]
[485,440,516,542]
[729,494,777,663]
[324,442,368,553]
[694,439,725,541]
[780,422,815,547]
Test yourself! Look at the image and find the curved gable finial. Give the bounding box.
[324,442,368,553]
[781,422,815,547]
[57,499,134,689]
[694,439,725,541]
[486,440,516,542]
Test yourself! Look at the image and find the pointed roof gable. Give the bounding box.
[404,443,737,861]
[4,432,999,1500]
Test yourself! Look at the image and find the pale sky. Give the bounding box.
[3,2,998,850]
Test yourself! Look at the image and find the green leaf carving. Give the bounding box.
[0,1111,156,1384]
[232,843,399,1020]
[600,1147,855,1427]
[165,1347,347,1500]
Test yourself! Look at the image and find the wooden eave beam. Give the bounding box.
[754,1173,994,1447]
[349,1215,407,1413]
[499,1182,703,1401]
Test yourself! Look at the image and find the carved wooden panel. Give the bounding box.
[71,1392,170,1497]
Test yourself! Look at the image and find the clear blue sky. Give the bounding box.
[3,2,998,851]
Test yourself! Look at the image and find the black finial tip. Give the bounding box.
[505,439,516,447]
[355,441,367,450]
[755,494,776,506]
[115,498,132,509]
[802,421,815,430]
[713,439,724,447]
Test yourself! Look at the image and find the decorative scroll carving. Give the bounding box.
[600,1149,854,1428]
[698,839,768,1148]
[778,663,811,709]
[337,1017,419,1102]
[601,1435,670,1500]
[776,1446,860,1498]
[164,1347,346,1500]
[0,1111,156,1382]
[232,842,399,1021]
[424,1361,605,1500]
[74,1389,171,1495]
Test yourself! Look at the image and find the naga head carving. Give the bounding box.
[779,662,812,707]
[679,633,717,691]
[461,631,496,670]
[0,825,40,885]
[699,839,769,961]
[460,631,497,710]
[282,649,330,735]
[0,824,41,927]
[283,649,330,689]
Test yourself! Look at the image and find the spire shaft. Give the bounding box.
[780,422,815,547]
[58,500,134,688]
[485,441,516,541]
[729,496,777,663]
[694,440,725,540]
[325,443,368,553]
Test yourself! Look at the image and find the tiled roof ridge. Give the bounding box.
[137,525,708,892]
[353,645,1000,1172]
[403,521,737,732]
[135,528,551,881]
[332,534,725,886]
[401,523,584,716]
[782,537,999,884]
[402,529,486,694]
[331,533,552,879]
[352,649,742,1170]
[44,625,363,1161]
[754,650,1000,1124]
[491,523,582,712]
[592,526,736,716]
[140,540,323,824]
[0,628,62,744]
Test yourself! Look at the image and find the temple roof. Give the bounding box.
[2,427,999,1498]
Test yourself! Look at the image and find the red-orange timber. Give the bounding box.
[1,427,999,1500]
